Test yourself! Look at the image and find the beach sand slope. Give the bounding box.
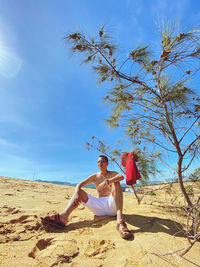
[0,177,199,266]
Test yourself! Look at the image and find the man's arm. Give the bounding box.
[97,172,124,192]
[106,172,124,184]
[75,174,95,193]
[72,174,96,206]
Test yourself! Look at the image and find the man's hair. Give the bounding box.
[98,155,108,162]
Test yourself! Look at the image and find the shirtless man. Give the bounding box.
[41,155,133,239]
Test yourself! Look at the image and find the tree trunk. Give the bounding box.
[177,155,192,208]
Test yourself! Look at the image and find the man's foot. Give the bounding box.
[116,221,133,239]
[41,214,66,229]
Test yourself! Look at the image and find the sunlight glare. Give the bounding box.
[0,42,22,78]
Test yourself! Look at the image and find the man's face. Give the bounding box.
[98,157,108,170]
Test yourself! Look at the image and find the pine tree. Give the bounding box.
[65,23,200,208]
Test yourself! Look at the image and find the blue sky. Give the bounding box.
[0,0,200,183]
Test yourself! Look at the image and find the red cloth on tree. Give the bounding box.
[121,152,141,185]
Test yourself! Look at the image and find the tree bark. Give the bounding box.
[177,155,192,207]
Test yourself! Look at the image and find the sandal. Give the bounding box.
[41,214,66,229]
[116,221,133,239]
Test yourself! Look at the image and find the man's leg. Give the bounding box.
[111,181,123,223]
[42,189,88,226]
[59,189,88,223]
[112,182,133,239]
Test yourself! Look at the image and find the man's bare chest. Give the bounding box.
[93,172,114,186]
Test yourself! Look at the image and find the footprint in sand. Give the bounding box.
[119,256,139,266]
[28,238,79,265]
[0,223,19,242]
[2,206,22,215]
[0,224,13,235]
[65,193,70,199]
[47,201,61,204]
[9,214,32,224]
[84,239,115,258]
[75,227,93,236]
[1,215,44,242]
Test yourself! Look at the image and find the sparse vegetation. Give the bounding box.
[65,21,200,256]
[146,191,156,196]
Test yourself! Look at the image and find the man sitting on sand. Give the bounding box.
[41,155,133,239]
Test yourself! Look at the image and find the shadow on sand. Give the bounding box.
[42,215,115,233]
[42,213,185,238]
[124,214,185,237]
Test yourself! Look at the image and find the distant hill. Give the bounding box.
[35,178,174,189]
[35,179,96,189]
[35,179,76,186]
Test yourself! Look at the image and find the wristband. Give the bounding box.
[105,179,109,185]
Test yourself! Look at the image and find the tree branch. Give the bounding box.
[179,116,200,144]
[182,144,199,172]
[157,157,177,171]
[142,137,177,153]
[183,135,200,157]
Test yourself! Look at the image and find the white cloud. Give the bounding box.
[126,0,143,15]
[0,112,28,127]
[0,152,36,178]
[0,138,22,150]
[151,0,189,21]
[0,85,37,130]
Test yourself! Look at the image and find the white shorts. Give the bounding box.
[81,194,117,216]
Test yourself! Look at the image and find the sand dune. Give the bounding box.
[0,176,199,266]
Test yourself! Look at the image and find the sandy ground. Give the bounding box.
[0,176,199,267]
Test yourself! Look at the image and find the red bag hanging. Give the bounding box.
[121,152,141,185]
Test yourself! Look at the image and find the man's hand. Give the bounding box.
[73,192,81,208]
[97,180,107,192]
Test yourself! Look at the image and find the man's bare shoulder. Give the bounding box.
[89,171,120,182]
[88,172,101,184]
[92,171,118,177]
[91,172,100,179]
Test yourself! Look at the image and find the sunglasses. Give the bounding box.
[98,160,107,163]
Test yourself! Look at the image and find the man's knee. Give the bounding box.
[112,181,123,195]
[76,189,88,203]
[114,181,122,189]
[71,189,88,208]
